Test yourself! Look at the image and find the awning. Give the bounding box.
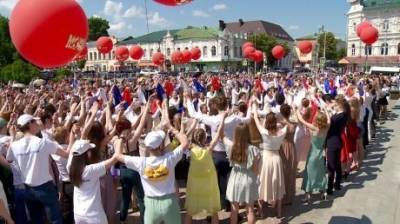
[369,66,400,73]
[343,56,400,64]
[338,58,350,64]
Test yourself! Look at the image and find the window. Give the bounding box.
[112,51,115,59]
[167,48,171,56]
[381,43,388,55]
[398,43,400,55]
[224,46,229,56]
[143,49,147,58]
[94,52,97,60]
[383,19,389,31]
[239,47,243,57]
[234,47,238,57]
[353,22,357,33]
[203,46,208,57]
[185,47,189,50]
[365,45,372,55]
[351,44,356,56]
[177,48,180,51]
[150,49,154,57]
[108,53,111,60]
[103,65,107,71]
[89,52,93,61]
[211,46,216,56]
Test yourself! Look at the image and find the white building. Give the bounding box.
[345,0,400,71]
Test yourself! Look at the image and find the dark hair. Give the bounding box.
[18,122,31,133]
[192,129,207,147]
[115,118,131,135]
[265,112,277,132]
[69,153,89,187]
[230,123,250,164]
[275,93,285,106]
[280,104,291,119]
[40,112,52,124]
[238,102,247,114]
[87,121,105,163]
[215,96,227,111]
[43,103,57,115]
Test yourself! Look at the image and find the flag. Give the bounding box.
[156,83,165,99]
[122,87,132,106]
[112,85,122,106]
[324,79,330,94]
[193,79,205,93]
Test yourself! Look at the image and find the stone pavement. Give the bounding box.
[124,100,400,224]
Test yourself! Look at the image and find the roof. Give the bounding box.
[117,27,219,45]
[362,0,400,9]
[343,56,400,64]
[224,20,294,41]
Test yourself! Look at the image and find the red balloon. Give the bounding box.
[9,0,88,68]
[115,46,129,62]
[297,41,313,54]
[253,50,264,63]
[96,36,113,54]
[191,47,201,60]
[153,0,193,6]
[360,26,379,45]
[272,45,286,60]
[356,21,372,37]
[182,50,192,64]
[152,52,165,66]
[171,51,184,64]
[74,46,88,61]
[243,46,256,58]
[129,45,144,60]
[242,42,254,50]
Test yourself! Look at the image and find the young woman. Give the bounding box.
[253,109,287,223]
[297,108,330,204]
[223,120,260,224]
[184,119,221,224]
[294,98,312,165]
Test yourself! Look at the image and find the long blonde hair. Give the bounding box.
[230,123,250,164]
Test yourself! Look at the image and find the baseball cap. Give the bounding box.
[17,114,40,126]
[72,139,96,156]
[144,130,166,150]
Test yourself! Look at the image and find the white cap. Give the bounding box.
[72,140,96,156]
[17,114,40,126]
[144,130,166,150]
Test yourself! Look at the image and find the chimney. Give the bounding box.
[219,20,226,31]
[239,19,244,26]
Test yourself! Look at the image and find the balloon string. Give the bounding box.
[144,0,150,34]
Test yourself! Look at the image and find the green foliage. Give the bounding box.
[54,68,72,81]
[77,60,87,70]
[88,17,110,41]
[337,48,347,60]
[0,15,18,67]
[317,32,337,60]
[248,34,291,66]
[0,59,39,84]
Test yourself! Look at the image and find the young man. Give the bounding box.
[6,114,69,224]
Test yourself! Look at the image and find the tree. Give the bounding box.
[337,48,347,60]
[77,60,87,70]
[88,17,110,41]
[317,32,337,60]
[0,59,39,84]
[248,34,291,67]
[54,68,73,81]
[0,15,18,68]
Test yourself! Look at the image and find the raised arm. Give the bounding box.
[127,99,151,149]
[82,102,99,139]
[208,112,227,151]
[253,103,267,134]
[296,109,319,132]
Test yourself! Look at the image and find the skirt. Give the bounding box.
[259,150,286,202]
[280,141,297,204]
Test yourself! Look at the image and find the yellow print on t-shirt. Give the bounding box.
[144,165,169,181]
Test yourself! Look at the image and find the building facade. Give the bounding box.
[346,0,400,71]
[84,20,294,72]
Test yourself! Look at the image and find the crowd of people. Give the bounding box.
[0,71,398,224]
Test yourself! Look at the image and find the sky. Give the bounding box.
[0,0,350,40]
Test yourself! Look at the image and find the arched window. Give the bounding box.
[351,44,356,56]
[397,43,400,55]
[211,46,216,56]
[203,46,208,57]
[89,52,93,61]
[365,45,372,55]
[94,52,97,60]
[150,49,154,57]
[167,48,171,56]
[224,46,229,56]
[239,47,243,57]
[108,53,111,60]
[234,47,238,57]
[381,43,388,55]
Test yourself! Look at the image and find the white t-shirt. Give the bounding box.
[51,144,69,182]
[68,160,107,223]
[6,135,59,186]
[123,146,184,197]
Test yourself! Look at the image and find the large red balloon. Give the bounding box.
[182,50,192,64]
[272,45,286,60]
[129,45,144,60]
[242,42,254,50]
[153,0,193,6]
[96,36,113,54]
[115,46,129,62]
[253,50,264,63]
[297,41,313,54]
[356,21,372,37]
[360,26,379,45]
[171,51,184,64]
[243,46,256,58]
[152,52,165,66]
[191,47,201,60]
[74,46,88,61]
[9,0,88,68]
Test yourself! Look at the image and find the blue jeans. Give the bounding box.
[24,181,63,224]
[14,187,30,224]
[120,166,145,223]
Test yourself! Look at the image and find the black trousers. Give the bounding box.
[212,151,231,209]
[120,166,145,223]
[60,181,74,224]
[327,148,342,193]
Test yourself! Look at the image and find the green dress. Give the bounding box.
[301,134,328,193]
